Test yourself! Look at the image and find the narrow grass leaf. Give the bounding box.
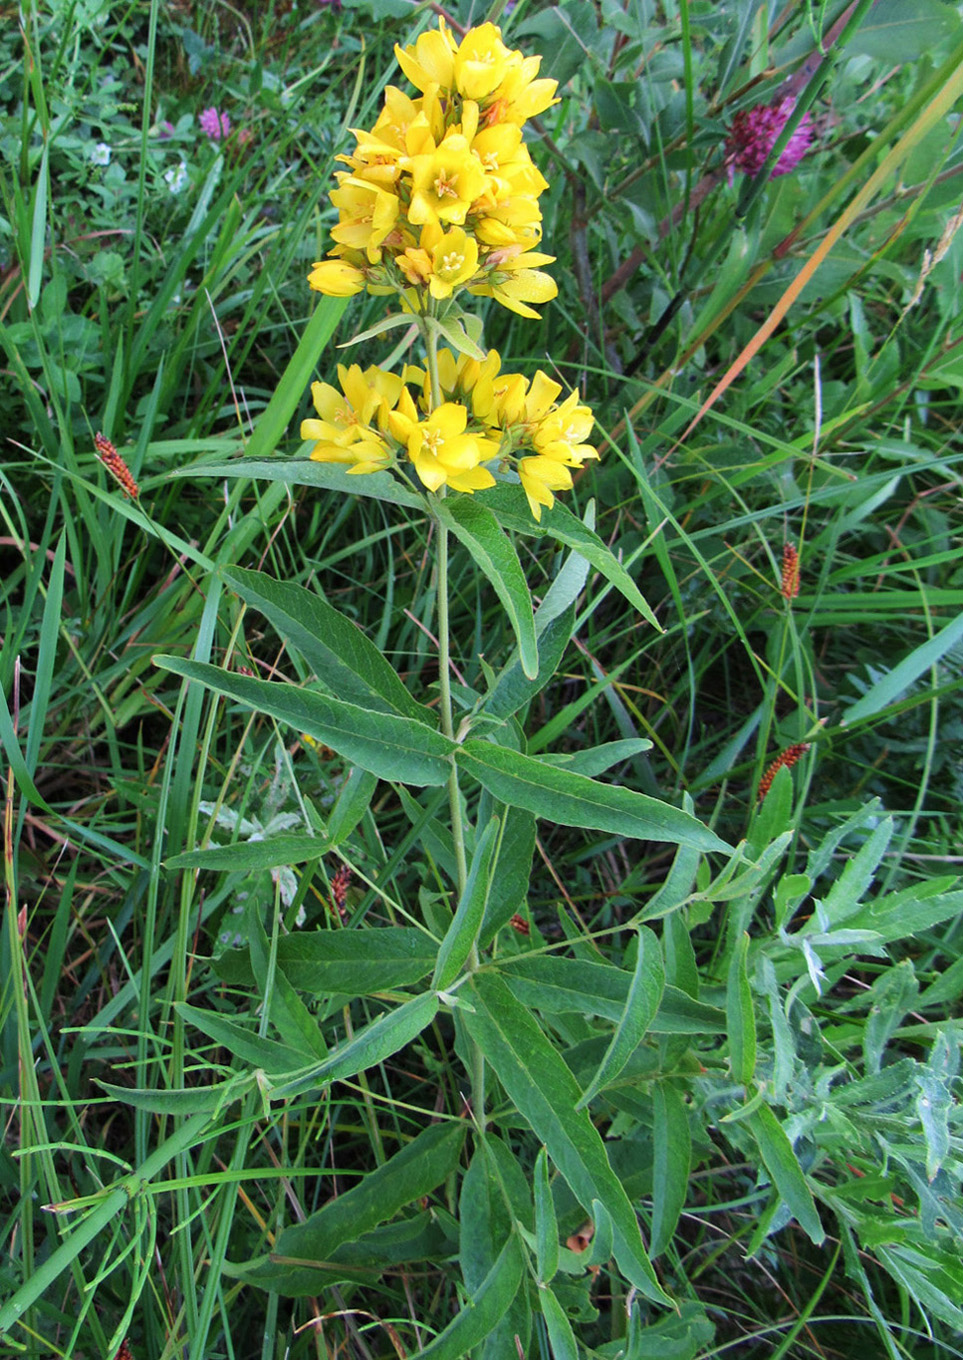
[650,1083,691,1258]
[576,926,664,1109]
[843,612,963,726]
[224,566,430,722]
[154,656,454,785]
[227,1121,466,1293]
[243,297,348,459]
[437,498,539,679]
[24,531,65,775]
[457,740,729,852]
[479,483,661,627]
[0,1113,213,1336]
[727,932,756,1086]
[433,817,500,989]
[465,971,671,1304]
[214,928,438,995]
[27,144,49,309]
[747,1105,824,1245]
[539,1286,578,1360]
[534,1147,559,1283]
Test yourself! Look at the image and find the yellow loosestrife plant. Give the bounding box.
[302,16,600,522]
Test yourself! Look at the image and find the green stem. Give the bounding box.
[423,315,485,1129]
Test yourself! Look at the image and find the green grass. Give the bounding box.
[2,1,963,1357]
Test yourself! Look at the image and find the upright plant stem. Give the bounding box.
[423,315,485,1127]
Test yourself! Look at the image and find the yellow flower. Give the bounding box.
[307,259,366,296]
[406,134,488,228]
[470,247,558,318]
[394,22,457,95]
[483,57,559,126]
[390,399,497,494]
[517,455,573,521]
[300,366,393,472]
[428,225,479,298]
[330,176,400,261]
[454,24,511,100]
[532,389,598,465]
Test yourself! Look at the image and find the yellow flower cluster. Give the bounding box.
[301,349,599,520]
[308,19,559,318]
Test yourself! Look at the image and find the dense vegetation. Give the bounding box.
[2,1,963,1358]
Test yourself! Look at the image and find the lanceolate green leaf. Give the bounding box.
[534,1147,559,1284]
[539,1286,579,1360]
[500,955,726,1032]
[175,1003,307,1074]
[477,483,661,628]
[171,457,426,509]
[436,497,539,680]
[727,931,756,1086]
[576,927,664,1109]
[747,1105,824,1245]
[457,740,729,852]
[214,928,438,995]
[433,817,500,989]
[650,1083,691,1258]
[154,656,454,785]
[224,566,431,723]
[226,1121,466,1293]
[271,992,439,1100]
[166,833,328,872]
[414,1236,525,1360]
[465,971,672,1305]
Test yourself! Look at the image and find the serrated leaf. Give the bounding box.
[465,971,671,1304]
[457,740,728,852]
[225,566,430,723]
[436,497,539,679]
[154,656,454,785]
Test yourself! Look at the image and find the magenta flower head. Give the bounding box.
[199,107,231,141]
[726,97,813,183]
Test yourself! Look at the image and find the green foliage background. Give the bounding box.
[2,1,963,1358]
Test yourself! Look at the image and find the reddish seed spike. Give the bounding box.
[113,1340,133,1360]
[509,913,530,936]
[95,432,140,500]
[329,864,352,919]
[757,743,810,802]
[781,542,800,599]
